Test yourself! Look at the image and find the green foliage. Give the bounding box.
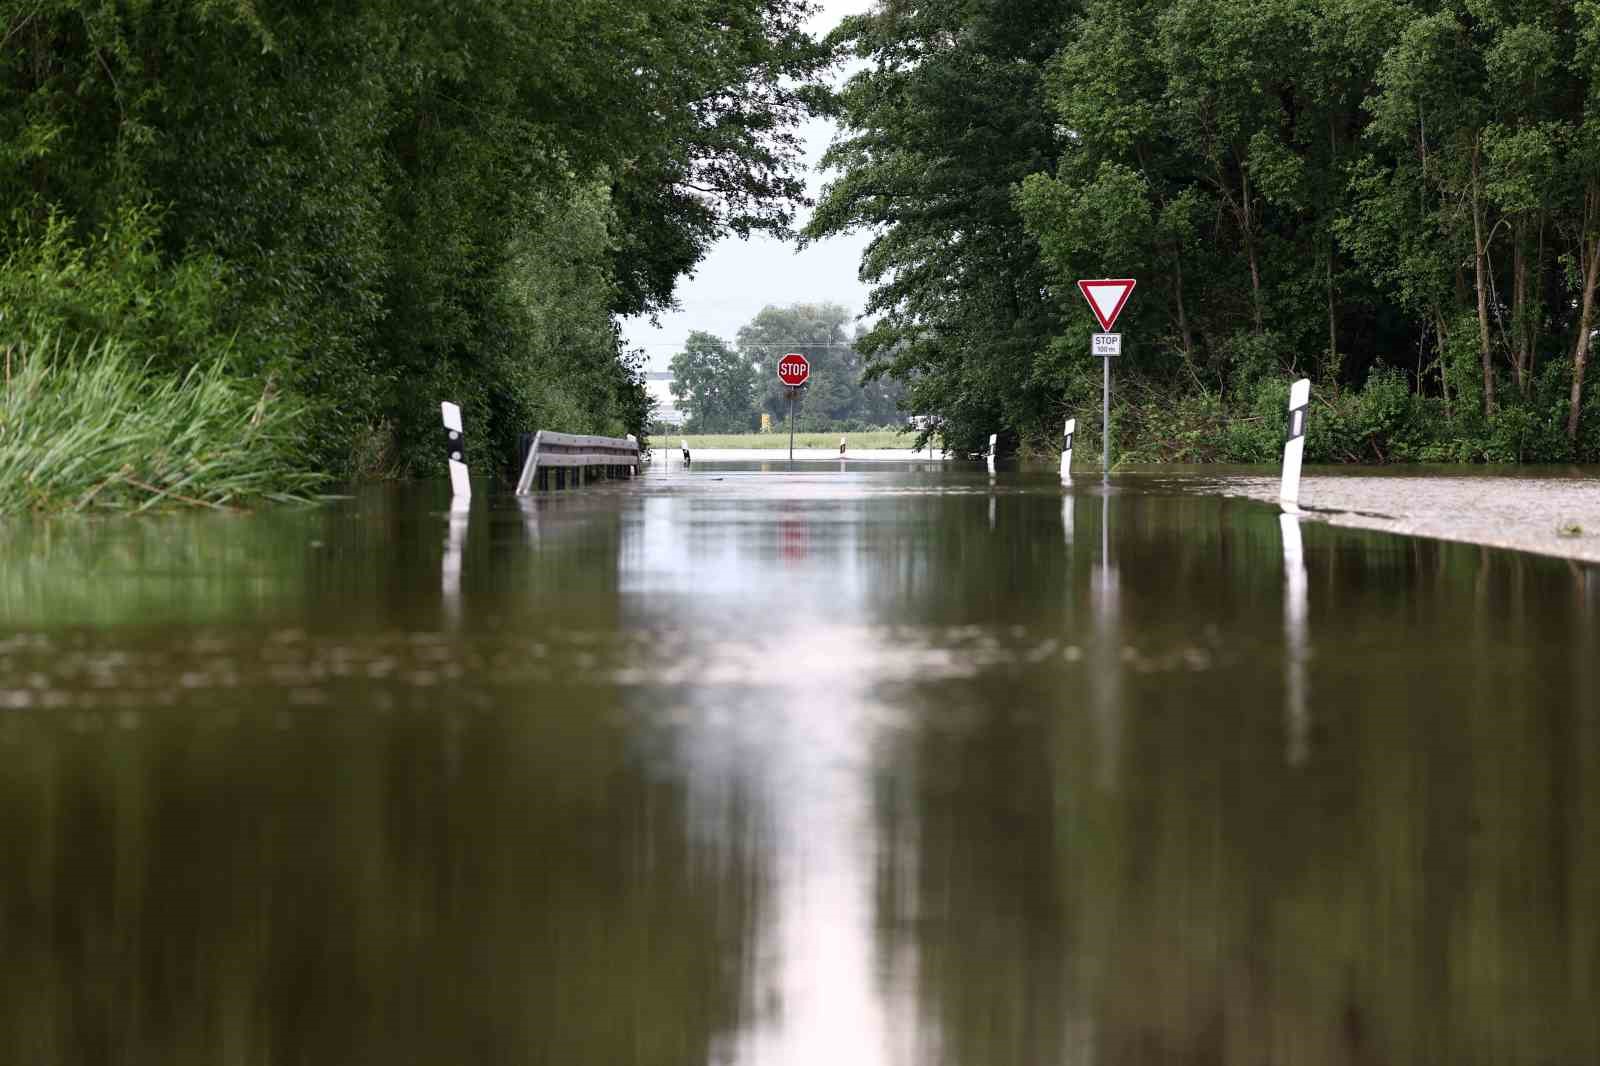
[0,334,321,512]
[671,332,759,433]
[1,0,825,488]
[825,0,1600,461]
[0,206,235,374]
[807,0,1072,453]
[736,302,903,430]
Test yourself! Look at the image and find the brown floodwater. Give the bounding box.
[1,462,1596,1065]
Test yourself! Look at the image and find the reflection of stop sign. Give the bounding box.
[777,352,810,388]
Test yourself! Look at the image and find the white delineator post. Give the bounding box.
[1280,379,1311,507]
[986,433,997,475]
[441,401,470,500]
[1060,418,1076,480]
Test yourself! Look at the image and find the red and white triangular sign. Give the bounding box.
[1076,278,1137,332]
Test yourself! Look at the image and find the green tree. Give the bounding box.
[0,0,829,481]
[670,332,758,432]
[806,0,1076,451]
[736,302,900,429]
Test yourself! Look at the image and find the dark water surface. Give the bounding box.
[2,463,1597,1065]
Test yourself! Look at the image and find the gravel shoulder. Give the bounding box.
[1214,474,1600,564]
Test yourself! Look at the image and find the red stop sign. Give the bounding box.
[777,352,810,388]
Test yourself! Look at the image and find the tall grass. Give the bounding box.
[0,334,324,512]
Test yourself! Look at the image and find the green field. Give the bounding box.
[670,431,919,450]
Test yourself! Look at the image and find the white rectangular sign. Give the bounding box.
[1092,333,1121,357]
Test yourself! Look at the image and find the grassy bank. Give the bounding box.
[675,430,917,450]
[1,337,323,513]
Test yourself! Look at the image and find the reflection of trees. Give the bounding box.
[873,674,1075,1066]
[872,494,1600,1066]
[0,696,771,1064]
[0,484,638,632]
[0,489,768,1064]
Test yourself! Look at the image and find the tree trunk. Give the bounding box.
[1436,308,1452,420]
[1242,166,1264,334]
[1471,141,1497,417]
[1172,249,1195,364]
[1512,221,1528,397]
[1534,212,1546,381]
[1326,242,1338,389]
[1567,182,1600,443]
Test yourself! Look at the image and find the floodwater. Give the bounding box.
[1,461,1597,1066]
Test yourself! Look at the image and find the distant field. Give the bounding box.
[669,431,918,450]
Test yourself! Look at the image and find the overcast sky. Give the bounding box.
[619,0,878,371]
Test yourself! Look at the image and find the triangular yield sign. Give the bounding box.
[1076,278,1137,332]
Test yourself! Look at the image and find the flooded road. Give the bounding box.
[2,462,1597,1065]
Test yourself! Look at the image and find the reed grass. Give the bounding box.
[0,334,324,513]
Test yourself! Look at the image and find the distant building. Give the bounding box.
[644,371,685,427]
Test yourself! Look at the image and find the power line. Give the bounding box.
[626,341,863,348]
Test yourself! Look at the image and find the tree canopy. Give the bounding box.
[1,0,830,477]
[812,0,1600,462]
[671,332,759,433]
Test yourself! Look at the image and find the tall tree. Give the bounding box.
[670,332,758,432]
[806,0,1077,450]
[736,302,899,428]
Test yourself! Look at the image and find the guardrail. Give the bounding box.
[515,430,639,495]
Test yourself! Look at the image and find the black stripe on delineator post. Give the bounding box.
[1285,404,1308,442]
[1063,432,1074,452]
[444,426,465,463]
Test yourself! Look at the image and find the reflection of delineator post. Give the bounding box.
[1281,379,1310,507]
[1060,418,1076,481]
[441,401,471,500]
[1281,513,1309,765]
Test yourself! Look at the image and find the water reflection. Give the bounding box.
[1281,512,1309,766]
[1,472,1597,1065]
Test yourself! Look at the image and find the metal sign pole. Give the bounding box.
[788,387,796,464]
[1102,353,1111,479]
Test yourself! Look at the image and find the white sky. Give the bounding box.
[619,0,878,371]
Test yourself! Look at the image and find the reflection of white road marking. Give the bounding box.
[1282,512,1309,766]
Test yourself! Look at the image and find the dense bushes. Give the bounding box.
[1109,361,1600,467]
